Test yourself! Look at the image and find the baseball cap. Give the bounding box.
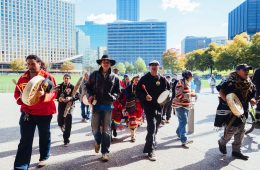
[236,64,252,71]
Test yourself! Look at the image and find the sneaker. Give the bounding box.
[64,142,69,147]
[148,152,156,161]
[182,140,193,149]
[218,140,227,154]
[37,160,47,168]
[232,152,249,160]
[101,153,109,162]
[161,120,165,125]
[95,143,100,153]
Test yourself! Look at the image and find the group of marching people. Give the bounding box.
[13,54,259,169]
[13,54,198,169]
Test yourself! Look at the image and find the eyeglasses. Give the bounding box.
[150,64,159,66]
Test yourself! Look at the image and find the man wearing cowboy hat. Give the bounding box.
[86,55,120,162]
[136,60,170,161]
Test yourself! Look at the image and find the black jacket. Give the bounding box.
[86,67,120,105]
[56,83,79,109]
[136,72,170,112]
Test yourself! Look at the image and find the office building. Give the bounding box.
[228,0,260,39]
[0,0,76,67]
[116,0,140,21]
[107,21,166,64]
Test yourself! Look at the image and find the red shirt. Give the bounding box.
[14,69,57,116]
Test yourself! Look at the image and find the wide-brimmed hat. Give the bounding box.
[96,55,116,66]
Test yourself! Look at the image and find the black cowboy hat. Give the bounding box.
[96,55,116,66]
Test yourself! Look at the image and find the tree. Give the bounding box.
[247,33,260,68]
[215,33,250,71]
[134,57,147,73]
[125,62,135,73]
[185,49,204,71]
[60,61,75,72]
[116,62,126,74]
[10,59,26,72]
[162,49,181,73]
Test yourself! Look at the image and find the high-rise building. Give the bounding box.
[228,0,260,39]
[181,36,212,54]
[75,28,93,69]
[0,0,76,66]
[76,22,107,50]
[211,36,227,46]
[117,0,140,21]
[107,21,167,64]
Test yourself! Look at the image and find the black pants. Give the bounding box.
[143,110,162,153]
[58,105,72,143]
[14,113,52,170]
[162,101,172,120]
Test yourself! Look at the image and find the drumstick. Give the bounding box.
[12,79,22,93]
[142,84,149,96]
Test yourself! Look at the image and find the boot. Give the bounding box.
[130,128,136,142]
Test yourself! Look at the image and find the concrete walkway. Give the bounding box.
[0,90,259,170]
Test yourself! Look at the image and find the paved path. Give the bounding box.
[1,89,260,170]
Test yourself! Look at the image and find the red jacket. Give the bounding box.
[14,69,57,116]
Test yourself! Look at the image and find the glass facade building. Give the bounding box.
[76,21,107,50]
[181,36,212,54]
[107,21,166,64]
[117,0,139,21]
[0,0,76,64]
[228,0,260,39]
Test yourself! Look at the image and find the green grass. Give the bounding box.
[200,79,221,89]
[0,73,81,93]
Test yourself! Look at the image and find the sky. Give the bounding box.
[73,0,245,49]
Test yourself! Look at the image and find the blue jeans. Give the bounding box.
[91,109,112,154]
[14,112,52,170]
[176,107,189,144]
[81,102,90,119]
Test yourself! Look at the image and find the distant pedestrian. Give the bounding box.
[79,72,91,122]
[193,75,201,93]
[208,75,216,94]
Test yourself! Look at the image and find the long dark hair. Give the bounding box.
[26,55,46,71]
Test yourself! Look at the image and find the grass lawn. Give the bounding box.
[0,73,221,93]
[0,73,81,93]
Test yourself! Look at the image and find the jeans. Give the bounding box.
[81,102,90,119]
[176,107,189,144]
[143,110,162,153]
[14,112,52,170]
[91,109,112,154]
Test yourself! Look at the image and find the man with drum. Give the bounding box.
[217,64,256,160]
[86,55,120,162]
[57,74,80,146]
[14,55,57,169]
[136,60,170,161]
